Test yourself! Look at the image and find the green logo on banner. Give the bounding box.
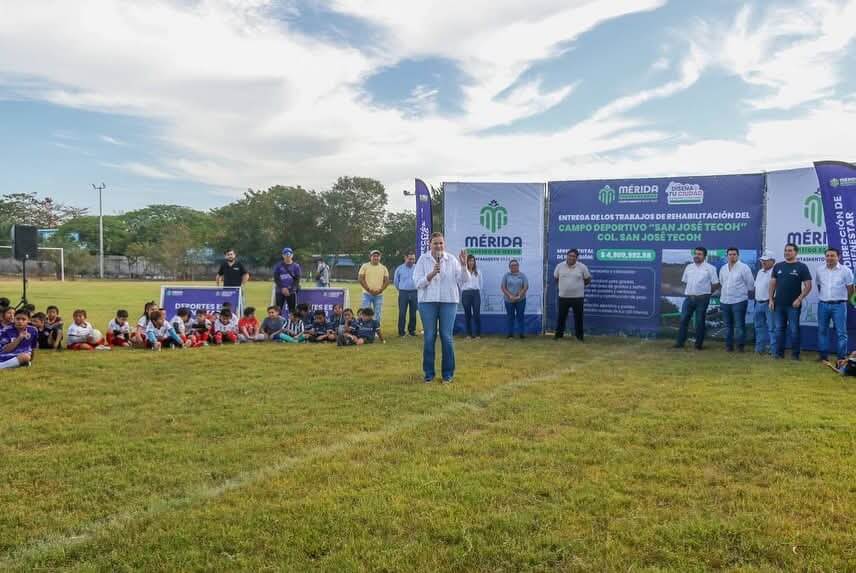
[830,178,840,188]
[803,194,824,227]
[598,185,616,205]
[480,200,508,233]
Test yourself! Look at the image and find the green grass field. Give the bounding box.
[1,278,854,572]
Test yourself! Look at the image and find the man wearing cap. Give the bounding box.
[753,250,777,355]
[815,247,854,363]
[359,250,390,321]
[273,248,302,314]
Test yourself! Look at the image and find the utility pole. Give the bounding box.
[92,183,106,279]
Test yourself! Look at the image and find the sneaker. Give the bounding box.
[442,378,453,384]
[424,377,434,384]
[95,345,112,351]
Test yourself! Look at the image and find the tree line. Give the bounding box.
[0,177,443,277]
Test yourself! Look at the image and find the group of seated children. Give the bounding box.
[0,298,385,368]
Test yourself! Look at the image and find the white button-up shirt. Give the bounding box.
[754,267,773,302]
[681,262,719,296]
[458,269,483,291]
[815,263,854,302]
[413,251,465,303]
[718,260,755,304]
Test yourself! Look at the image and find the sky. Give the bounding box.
[1,0,855,216]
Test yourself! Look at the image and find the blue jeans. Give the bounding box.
[361,293,384,322]
[505,299,526,337]
[675,294,710,348]
[774,304,801,358]
[753,303,776,355]
[461,290,481,337]
[721,300,748,350]
[817,301,848,359]
[397,290,418,336]
[419,302,457,380]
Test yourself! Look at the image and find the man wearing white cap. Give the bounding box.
[753,250,776,355]
[359,250,390,321]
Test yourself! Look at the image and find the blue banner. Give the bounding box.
[415,179,433,257]
[160,286,242,320]
[547,174,765,335]
[815,160,856,330]
[296,288,348,320]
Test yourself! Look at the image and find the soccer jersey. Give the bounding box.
[191,318,212,334]
[67,322,95,344]
[354,318,380,342]
[108,319,131,336]
[170,316,187,336]
[0,325,39,358]
[283,318,304,337]
[238,317,259,335]
[308,319,330,335]
[213,319,238,334]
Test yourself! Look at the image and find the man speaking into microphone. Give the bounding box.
[412,232,467,384]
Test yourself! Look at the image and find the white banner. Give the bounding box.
[765,167,825,327]
[444,182,545,332]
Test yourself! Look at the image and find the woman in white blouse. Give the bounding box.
[458,254,483,339]
[412,232,467,384]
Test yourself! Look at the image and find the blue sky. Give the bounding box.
[1,0,855,215]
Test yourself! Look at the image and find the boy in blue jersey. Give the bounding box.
[306,309,336,342]
[0,308,38,369]
[354,307,385,345]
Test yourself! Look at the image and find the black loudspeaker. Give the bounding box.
[12,225,39,260]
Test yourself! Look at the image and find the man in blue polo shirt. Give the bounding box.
[393,252,418,337]
[769,242,812,360]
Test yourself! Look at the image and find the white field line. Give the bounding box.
[2,345,641,566]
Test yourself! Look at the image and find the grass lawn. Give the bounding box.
[0,278,854,571]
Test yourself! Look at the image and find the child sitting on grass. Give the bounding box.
[145,310,185,350]
[354,307,384,345]
[238,307,266,342]
[1,306,14,330]
[131,301,157,348]
[107,309,131,347]
[0,308,38,369]
[261,306,287,341]
[190,309,212,345]
[337,308,358,346]
[329,304,344,332]
[31,312,51,350]
[306,309,336,343]
[297,303,313,332]
[67,309,110,351]
[44,305,64,349]
[280,310,305,343]
[213,308,239,345]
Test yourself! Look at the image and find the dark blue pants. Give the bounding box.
[775,304,801,359]
[505,299,526,337]
[461,289,481,337]
[721,300,748,350]
[397,289,418,336]
[675,294,711,349]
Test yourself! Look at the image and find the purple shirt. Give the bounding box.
[0,325,38,357]
[273,261,302,290]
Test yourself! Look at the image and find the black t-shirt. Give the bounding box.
[218,260,247,287]
[772,261,811,305]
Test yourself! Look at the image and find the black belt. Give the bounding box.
[756,300,768,304]
[821,300,848,304]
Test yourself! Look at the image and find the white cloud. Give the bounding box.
[0,0,854,213]
[103,161,178,180]
[99,135,125,145]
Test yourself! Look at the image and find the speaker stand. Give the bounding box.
[14,256,29,310]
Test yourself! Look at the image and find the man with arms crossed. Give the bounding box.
[674,246,720,350]
[815,247,854,363]
[718,247,755,352]
[553,248,592,341]
[769,243,812,360]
